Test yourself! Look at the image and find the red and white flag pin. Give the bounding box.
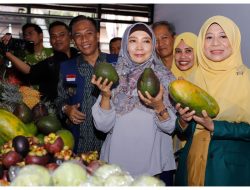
[66,74,76,82]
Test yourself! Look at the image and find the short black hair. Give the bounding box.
[151,21,176,36]
[109,37,122,45]
[49,21,69,34]
[22,23,43,34]
[109,37,122,51]
[69,15,98,33]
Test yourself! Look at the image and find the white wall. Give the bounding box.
[154,4,250,67]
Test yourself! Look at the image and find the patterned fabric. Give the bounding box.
[112,23,176,116]
[56,52,117,154]
[24,47,53,66]
[76,55,105,153]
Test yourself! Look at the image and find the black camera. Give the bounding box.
[0,37,34,57]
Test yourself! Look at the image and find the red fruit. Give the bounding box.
[2,151,22,168]
[86,160,106,175]
[25,154,50,166]
[44,136,64,154]
[46,163,59,172]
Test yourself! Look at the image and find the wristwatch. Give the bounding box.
[156,107,168,117]
[62,105,67,114]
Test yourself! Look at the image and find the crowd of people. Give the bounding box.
[1,14,250,186]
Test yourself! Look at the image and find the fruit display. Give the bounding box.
[9,161,164,186]
[0,133,100,185]
[137,68,160,97]
[169,79,220,118]
[0,81,166,186]
[94,62,119,85]
[0,109,33,143]
[0,133,165,186]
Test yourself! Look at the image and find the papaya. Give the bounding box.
[137,68,160,97]
[36,115,62,135]
[168,79,220,118]
[94,62,119,85]
[0,109,33,143]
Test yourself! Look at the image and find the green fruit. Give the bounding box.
[25,122,38,136]
[94,62,119,84]
[0,109,33,143]
[36,115,62,135]
[36,133,45,144]
[52,162,87,186]
[56,129,75,150]
[13,103,33,124]
[168,79,220,118]
[137,68,160,97]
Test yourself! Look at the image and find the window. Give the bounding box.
[0,4,154,53]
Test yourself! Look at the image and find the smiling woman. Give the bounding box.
[171,32,198,79]
[91,22,176,185]
[175,15,250,186]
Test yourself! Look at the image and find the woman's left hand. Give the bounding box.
[193,110,214,132]
[138,84,165,110]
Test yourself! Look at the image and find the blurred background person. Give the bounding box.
[109,37,122,55]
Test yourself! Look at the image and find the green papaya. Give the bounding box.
[168,79,220,118]
[0,109,33,143]
[94,62,119,84]
[137,68,160,97]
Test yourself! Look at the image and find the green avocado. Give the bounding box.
[36,115,62,135]
[94,62,119,85]
[137,68,160,97]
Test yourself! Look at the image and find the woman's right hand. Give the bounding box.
[175,103,196,128]
[91,75,113,98]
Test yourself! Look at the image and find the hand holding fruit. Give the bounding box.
[91,75,112,99]
[175,103,195,129]
[193,110,214,132]
[138,84,164,110]
[176,103,214,131]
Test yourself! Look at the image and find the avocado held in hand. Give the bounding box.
[137,68,160,97]
[94,62,119,85]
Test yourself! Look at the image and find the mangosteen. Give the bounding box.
[12,135,30,157]
[25,154,50,166]
[2,151,22,168]
[44,136,64,154]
